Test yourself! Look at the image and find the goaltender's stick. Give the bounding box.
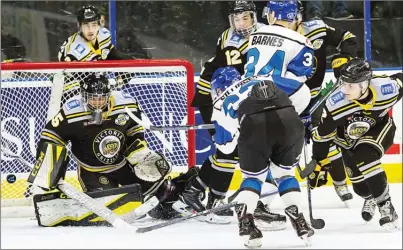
[136,201,238,233]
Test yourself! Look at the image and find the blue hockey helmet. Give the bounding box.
[211,66,241,100]
[263,0,298,24]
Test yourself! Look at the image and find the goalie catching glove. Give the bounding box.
[124,139,171,182]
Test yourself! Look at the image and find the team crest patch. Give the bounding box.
[65,99,80,110]
[229,34,241,44]
[329,91,345,105]
[115,114,129,126]
[312,39,323,50]
[381,84,395,95]
[93,129,124,164]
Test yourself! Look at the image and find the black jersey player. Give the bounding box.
[297,1,358,205]
[58,5,131,62]
[309,58,402,231]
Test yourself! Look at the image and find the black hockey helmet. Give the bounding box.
[228,1,257,37]
[340,58,372,84]
[80,73,111,110]
[229,1,256,14]
[77,5,101,24]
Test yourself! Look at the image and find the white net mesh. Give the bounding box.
[1,60,194,210]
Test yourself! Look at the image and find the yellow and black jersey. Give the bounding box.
[301,19,357,98]
[191,23,265,107]
[312,73,403,160]
[39,91,144,173]
[58,27,115,62]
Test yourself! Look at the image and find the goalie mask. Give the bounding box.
[340,58,372,101]
[211,66,241,101]
[229,1,257,37]
[80,73,111,123]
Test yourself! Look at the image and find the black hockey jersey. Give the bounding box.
[192,23,265,107]
[312,73,403,161]
[38,91,144,172]
[301,19,357,98]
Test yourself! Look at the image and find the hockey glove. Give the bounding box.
[331,54,351,78]
[308,158,331,189]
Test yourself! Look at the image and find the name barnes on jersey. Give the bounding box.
[251,35,284,47]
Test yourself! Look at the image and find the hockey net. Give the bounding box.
[1,60,195,217]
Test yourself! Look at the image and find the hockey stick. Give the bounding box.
[300,143,325,229]
[124,106,214,131]
[1,143,133,230]
[136,201,238,233]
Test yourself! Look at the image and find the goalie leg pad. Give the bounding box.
[33,184,142,227]
[27,142,69,191]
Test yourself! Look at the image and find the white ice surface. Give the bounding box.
[2,184,402,249]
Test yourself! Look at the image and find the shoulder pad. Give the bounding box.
[221,28,249,49]
[98,28,112,46]
[65,35,91,60]
[62,95,86,115]
[371,76,400,100]
[302,20,327,39]
[109,91,139,116]
[111,91,138,106]
[62,95,92,123]
[325,88,351,112]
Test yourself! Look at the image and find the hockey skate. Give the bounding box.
[284,205,314,246]
[236,204,263,248]
[361,198,377,222]
[378,199,400,232]
[254,200,287,231]
[334,183,353,208]
[205,193,234,224]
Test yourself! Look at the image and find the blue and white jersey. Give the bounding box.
[211,77,261,154]
[244,25,314,96]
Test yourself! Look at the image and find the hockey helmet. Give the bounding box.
[340,58,372,84]
[263,0,299,24]
[77,5,101,24]
[228,1,257,37]
[211,66,241,101]
[80,73,111,110]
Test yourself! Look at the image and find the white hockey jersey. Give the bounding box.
[244,24,314,83]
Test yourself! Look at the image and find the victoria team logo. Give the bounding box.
[346,116,376,140]
[93,129,125,164]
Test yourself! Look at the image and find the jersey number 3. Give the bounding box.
[225,50,242,65]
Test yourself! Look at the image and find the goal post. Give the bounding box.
[1,59,196,215]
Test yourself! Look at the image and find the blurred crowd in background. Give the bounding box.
[1,1,402,70]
